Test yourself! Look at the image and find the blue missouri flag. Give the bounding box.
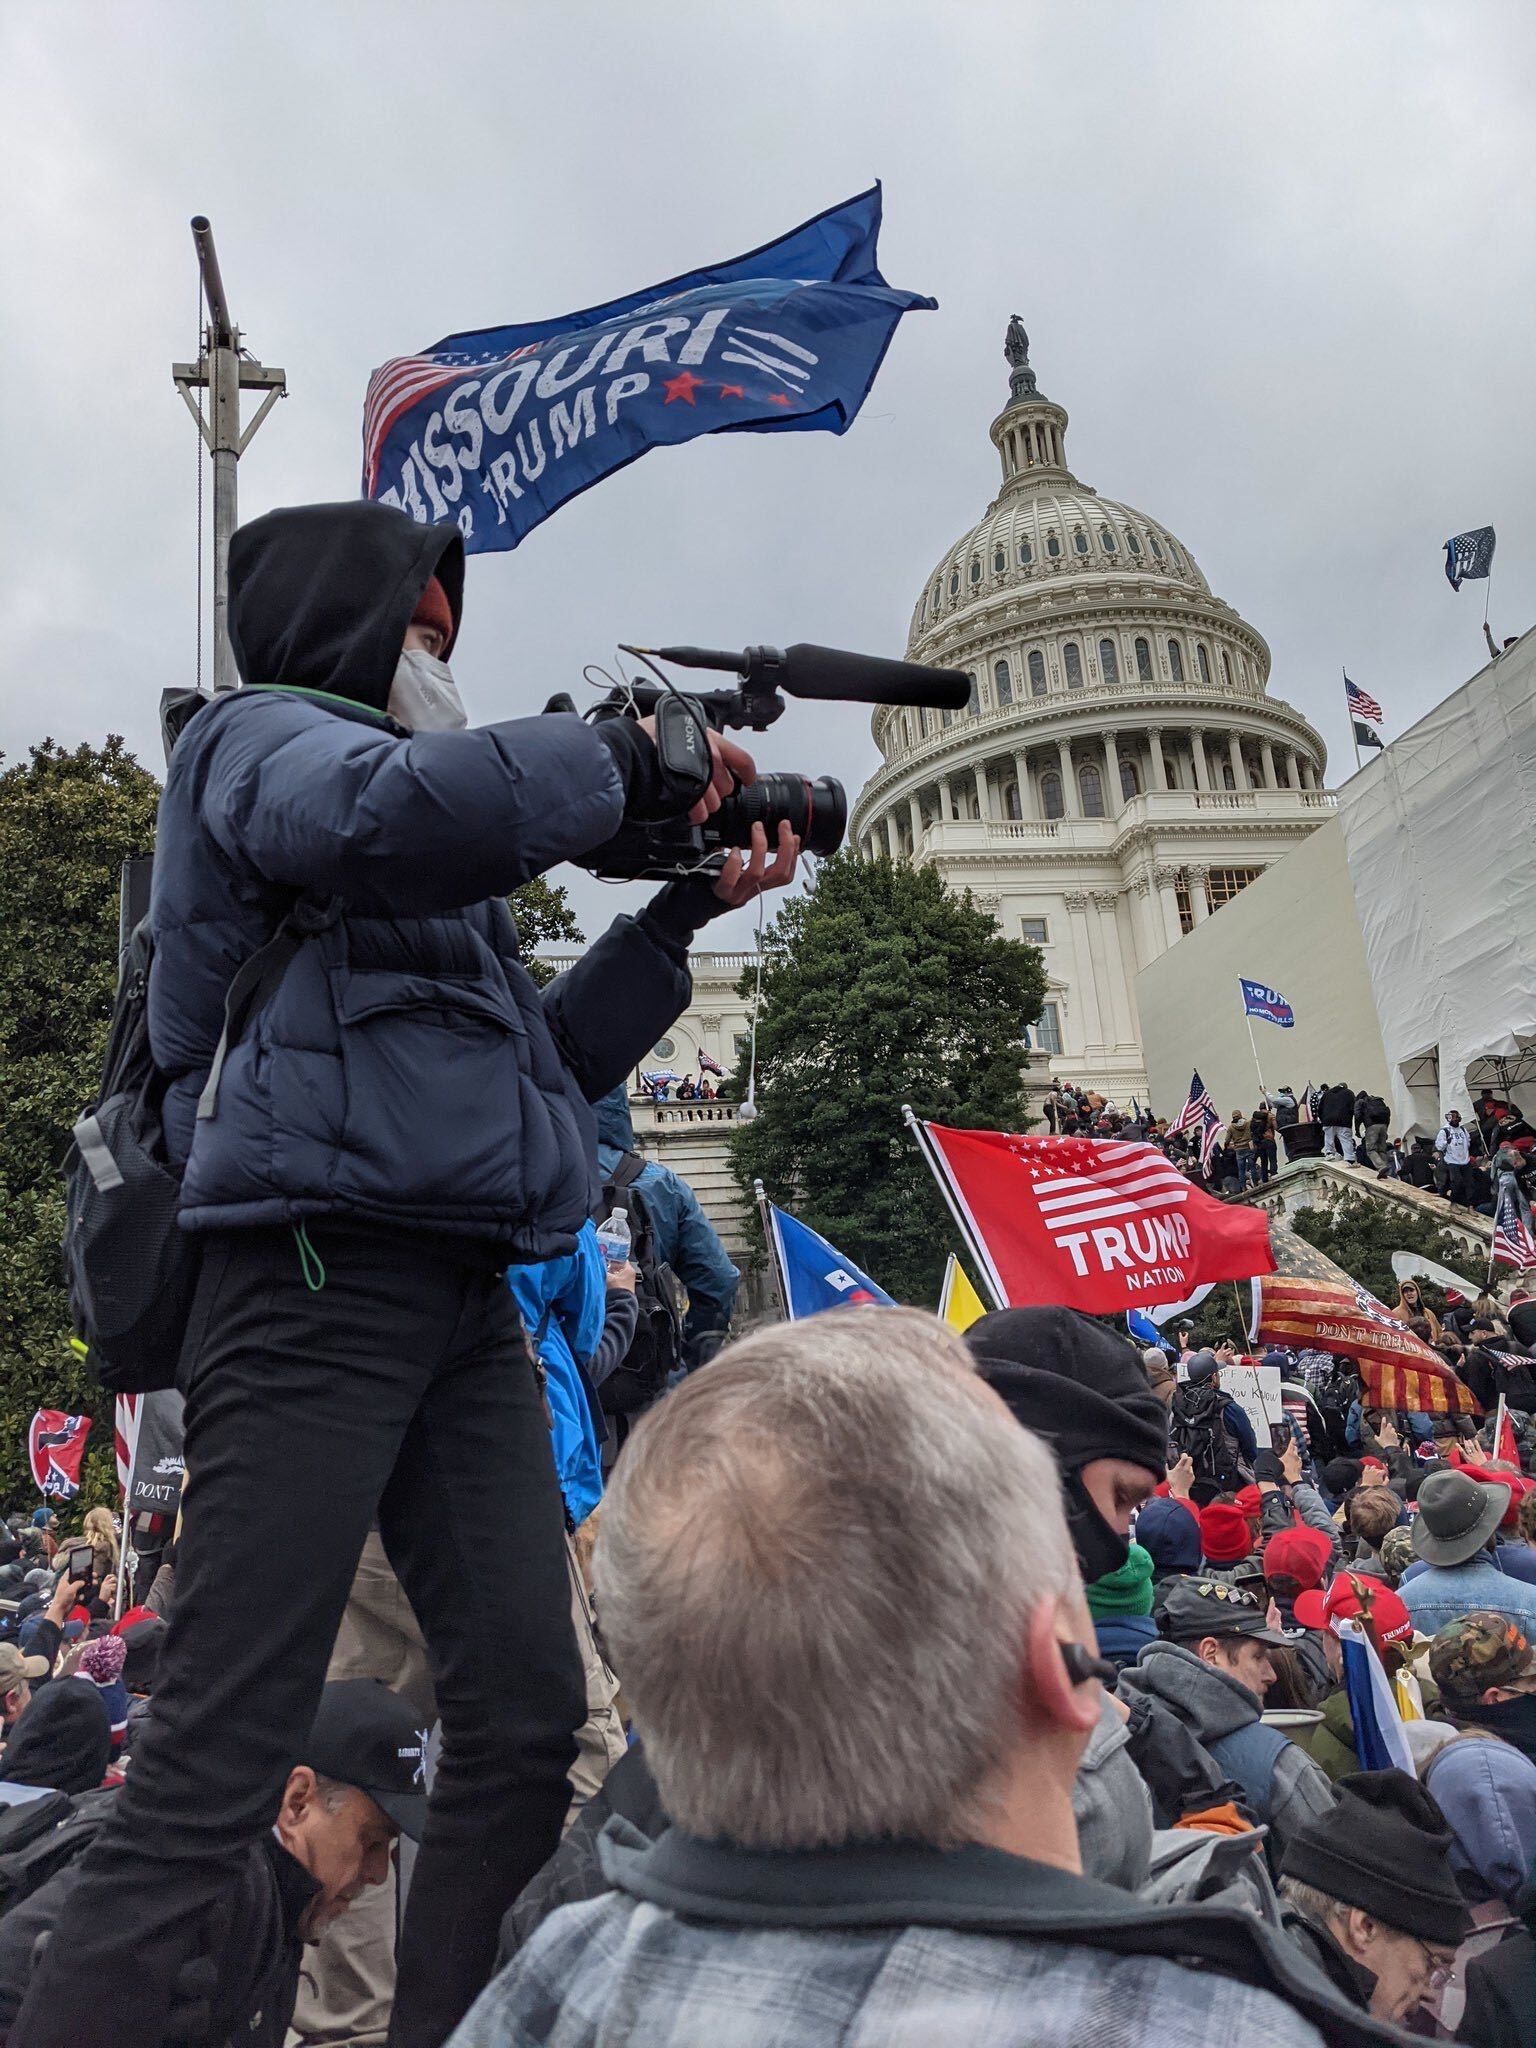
[766,1201,895,1321]
[363,186,935,554]
[1239,978,1295,1028]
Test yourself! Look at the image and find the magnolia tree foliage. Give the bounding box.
[730,853,1047,1306]
[510,875,585,988]
[0,739,162,1509]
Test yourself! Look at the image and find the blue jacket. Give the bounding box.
[594,1090,739,1358]
[148,502,697,1258]
[508,1225,607,1527]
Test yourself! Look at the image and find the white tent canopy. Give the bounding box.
[1336,629,1536,1138]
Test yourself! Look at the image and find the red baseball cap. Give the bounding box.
[1293,1573,1413,1650]
[1464,1466,1535,1529]
[1234,1483,1263,1521]
[1263,1526,1332,1592]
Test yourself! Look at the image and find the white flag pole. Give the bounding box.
[1240,994,1269,1102]
[901,1107,1007,1311]
[753,1180,793,1324]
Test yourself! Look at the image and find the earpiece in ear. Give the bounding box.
[1060,1641,1119,1687]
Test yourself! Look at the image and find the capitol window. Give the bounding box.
[1134,637,1152,682]
[1064,643,1083,688]
[967,674,980,713]
[993,546,1006,575]
[1127,529,1142,555]
[933,582,941,611]
[1046,533,1062,559]
[1167,640,1185,682]
[1028,650,1047,695]
[918,708,929,737]
[1021,917,1049,944]
[1119,758,1141,800]
[1072,529,1089,555]
[1148,533,1164,560]
[994,659,1012,705]
[1197,643,1212,686]
[970,557,981,585]
[1078,763,1105,817]
[1099,637,1120,685]
[1100,526,1116,553]
[1019,536,1034,565]
[941,707,953,728]
[1207,866,1262,908]
[1169,545,1184,570]
[949,570,959,595]
[1027,1001,1063,1055]
[1221,650,1232,687]
[1041,770,1064,819]
[652,1038,677,1060]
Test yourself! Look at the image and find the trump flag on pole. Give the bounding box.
[920,1126,1274,1315]
[363,186,935,554]
[766,1202,895,1320]
[1239,978,1295,1028]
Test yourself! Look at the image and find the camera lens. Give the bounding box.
[709,773,846,859]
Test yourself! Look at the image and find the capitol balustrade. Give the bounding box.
[908,785,1335,861]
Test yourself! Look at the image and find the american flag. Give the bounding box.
[1492,1183,1536,1271]
[1168,1069,1221,1168]
[1024,1138,1191,1252]
[1345,677,1383,726]
[361,341,536,496]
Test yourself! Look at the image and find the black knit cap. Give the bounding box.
[965,1306,1168,1478]
[1280,1769,1471,1943]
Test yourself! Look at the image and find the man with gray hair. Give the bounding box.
[454,1310,1401,2048]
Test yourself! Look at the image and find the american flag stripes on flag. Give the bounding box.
[1492,1183,1536,1271]
[1345,678,1383,726]
[1168,1069,1222,1168]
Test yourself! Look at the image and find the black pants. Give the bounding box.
[1446,1161,1477,1205]
[14,1224,583,2048]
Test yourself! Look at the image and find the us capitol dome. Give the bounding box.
[849,320,1332,1107]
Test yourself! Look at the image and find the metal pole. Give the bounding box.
[1243,1011,1268,1103]
[174,216,286,694]
[209,335,241,695]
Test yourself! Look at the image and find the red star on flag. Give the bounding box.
[662,370,705,406]
[719,383,746,399]
[765,392,793,408]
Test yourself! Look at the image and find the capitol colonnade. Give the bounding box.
[848,324,1331,1105]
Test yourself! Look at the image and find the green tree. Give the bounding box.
[1287,1189,1480,1318]
[509,875,585,989]
[730,853,1047,1305]
[0,738,162,1508]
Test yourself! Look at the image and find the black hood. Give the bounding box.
[0,1676,110,1796]
[227,501,464,711]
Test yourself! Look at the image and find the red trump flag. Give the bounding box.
[921,1125,1275,1314]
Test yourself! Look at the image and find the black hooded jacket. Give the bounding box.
[0,1679,110,1797]
[146,500,715,1256]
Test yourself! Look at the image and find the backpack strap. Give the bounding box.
[610,1151,647,1192]
[197,897,343,1122]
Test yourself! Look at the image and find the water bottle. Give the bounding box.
[595,1208,631,1268]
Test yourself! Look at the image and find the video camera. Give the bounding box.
[546,641,971,882]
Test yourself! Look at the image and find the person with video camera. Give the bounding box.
[14,500,797,2048]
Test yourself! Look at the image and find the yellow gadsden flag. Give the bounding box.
[939,1254,987,1333]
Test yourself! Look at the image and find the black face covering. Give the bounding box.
[1063,1468,1130,1583]
[1464,1693,1536,1764]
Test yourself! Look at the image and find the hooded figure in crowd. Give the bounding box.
[0,1679,111,1799]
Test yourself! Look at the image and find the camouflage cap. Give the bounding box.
[1378,1526,1417,1585]
[1428,1610,1536,1705]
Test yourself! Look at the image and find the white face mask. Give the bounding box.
[388,649,468,732]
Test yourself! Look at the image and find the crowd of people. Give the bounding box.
[22,499,1536,2047]
[1041,1076,1536,1218]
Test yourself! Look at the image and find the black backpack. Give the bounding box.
[1169,1382,1250,1491]
[0,1788,117,1920]
[63,896,340,1393]
[596,1154,687,1416]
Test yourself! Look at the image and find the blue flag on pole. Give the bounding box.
[363,186,936,554]
[766,1201,894,1320]
[1239,977,1295,1028]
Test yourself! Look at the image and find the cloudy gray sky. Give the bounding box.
[3,1,1533,946]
